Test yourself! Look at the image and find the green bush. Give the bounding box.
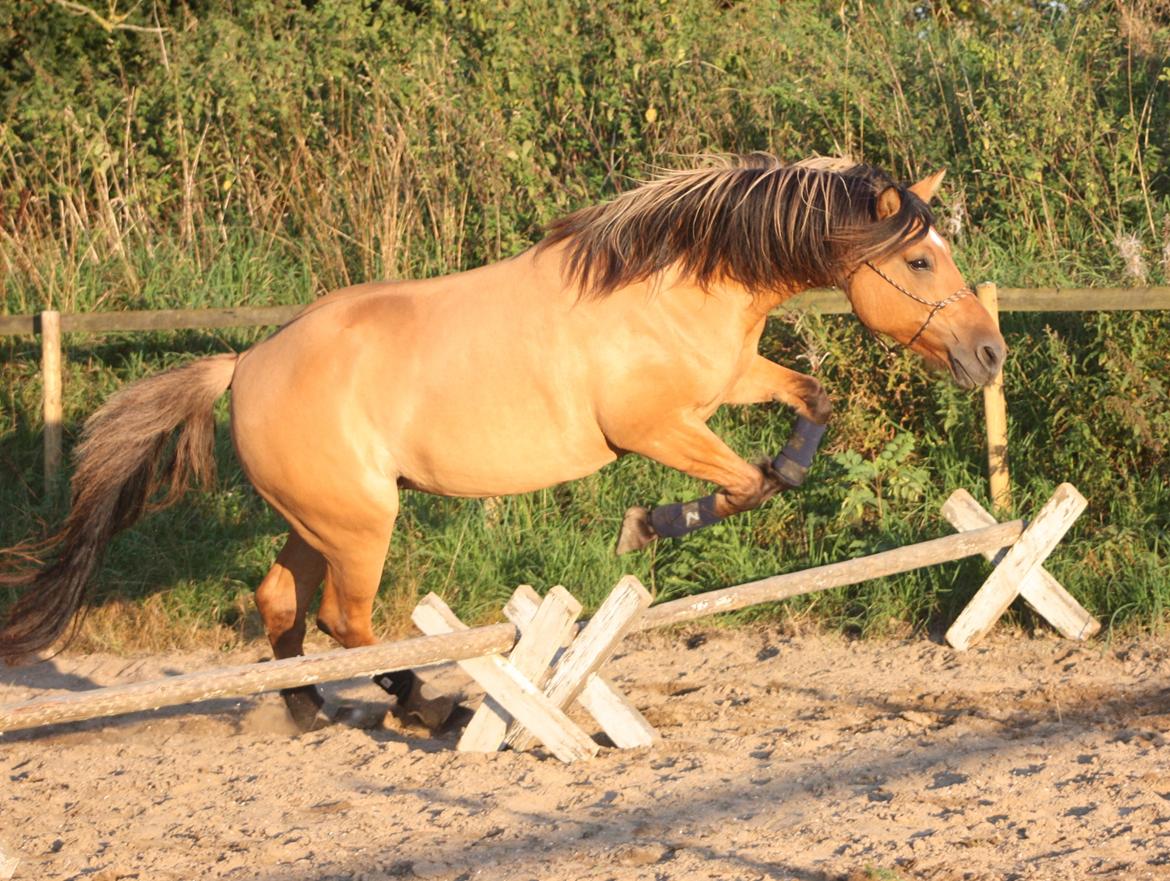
[1,0,1167,648]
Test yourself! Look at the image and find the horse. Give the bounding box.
[0,154,1006,730]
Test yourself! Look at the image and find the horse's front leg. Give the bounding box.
[724,355,832,487]
[615,357,831,554]
[614,417,791,554]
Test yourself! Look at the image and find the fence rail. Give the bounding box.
[3,286,1170,339]
[5,283,1169,495]
[782,286,1170,315]
[0,305,303,338]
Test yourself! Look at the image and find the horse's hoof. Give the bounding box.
[373,669,418,703]
[329,703,386,729]
[376,669,456,730]
[281,684,331,732]
[616,506,657,555]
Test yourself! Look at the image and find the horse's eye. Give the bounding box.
[908,258,931,272]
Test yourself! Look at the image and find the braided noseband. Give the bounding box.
[850,261,974,350]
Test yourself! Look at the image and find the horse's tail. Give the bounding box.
[0,353,238,663]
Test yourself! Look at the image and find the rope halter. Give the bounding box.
[849,261,975,351]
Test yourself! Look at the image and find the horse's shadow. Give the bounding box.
[0,658,98,693]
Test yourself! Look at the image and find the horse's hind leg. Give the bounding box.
[313,508,455,730]
[254,531,328,729]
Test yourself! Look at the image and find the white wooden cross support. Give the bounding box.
[505,575,652,752]
[943,489,1100,643]
[944,483,1092,651]
[411,594,599,763]
[504,585,659,749]
[457,585,582,753]
[411,577,653,761]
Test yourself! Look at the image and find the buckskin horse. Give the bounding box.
[0,155,1005,730]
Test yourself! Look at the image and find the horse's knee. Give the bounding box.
[717,463,782,515]
[800,378,832,424]
[316,606,376,649]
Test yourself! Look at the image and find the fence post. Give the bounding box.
[40,309,63,493]
[977,282,1011,513]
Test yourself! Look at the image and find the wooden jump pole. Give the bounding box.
[0,625,517,733]
[0,520,1026,734]
[39,309,63,493]
[636,518,1026,630]
[977,282,1012,513]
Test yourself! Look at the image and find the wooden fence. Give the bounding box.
[5,284,1169,499]
[0,484,1096,738]
[3,285,1170,338]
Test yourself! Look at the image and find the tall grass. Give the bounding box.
[1,0,1168,651]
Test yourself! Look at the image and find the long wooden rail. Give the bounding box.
[0,519,1027,733]
[780,285,1170,315]
[6,283,1168,495]
[3,286,1170,338]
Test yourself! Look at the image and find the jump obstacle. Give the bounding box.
[0,484,1099,760]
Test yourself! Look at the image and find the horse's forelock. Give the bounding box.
[832,182,936,280]
[539,155,931,298]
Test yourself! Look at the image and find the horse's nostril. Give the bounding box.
[978,343,1004,372]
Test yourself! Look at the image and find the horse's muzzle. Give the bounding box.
[948,332,1007,389]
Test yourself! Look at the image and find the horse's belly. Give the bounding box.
[392,403,619,498]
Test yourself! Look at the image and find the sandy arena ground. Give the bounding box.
[1,627,1168,881]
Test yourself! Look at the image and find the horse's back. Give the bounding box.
[230,253,621,500]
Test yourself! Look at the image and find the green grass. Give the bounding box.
[2,246,1167,652]
[1,0,1169,650]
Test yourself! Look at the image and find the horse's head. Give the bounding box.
[844,171,1005,389]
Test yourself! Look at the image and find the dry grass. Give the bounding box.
[70,592,261,655]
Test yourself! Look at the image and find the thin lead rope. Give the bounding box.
[850,261,974,351]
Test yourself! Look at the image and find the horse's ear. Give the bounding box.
[876,186,901,220]
[909,169,946,203]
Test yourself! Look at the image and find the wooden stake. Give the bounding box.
[977,282,1012,513]
[40,309,63,492]
[945,483,1087,651]
[942,489,1099,641]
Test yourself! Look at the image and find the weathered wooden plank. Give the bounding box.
[0,841,17,881]
[778,288,850,314]
[0,624,518,733]
[945,484,1088,650]
[412,595,598,763]
[637,519,1027,631]
[458,586,582,753]
[505,585,658,749]
[577,675,660,749]
[507,576,652,752]
[779,285,1170,315]
[997,286,1170,312]
[942,489,1099,641]
[0,314,35,336]
[0,305,305,337]
[4,284,1169,340]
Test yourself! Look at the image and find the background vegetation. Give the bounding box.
[2,0,1168,652]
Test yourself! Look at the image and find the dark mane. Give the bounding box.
[537,154,935,298]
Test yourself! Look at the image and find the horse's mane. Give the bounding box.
[538,153,934,298]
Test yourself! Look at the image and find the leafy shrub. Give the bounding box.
[1,0,1167,645]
